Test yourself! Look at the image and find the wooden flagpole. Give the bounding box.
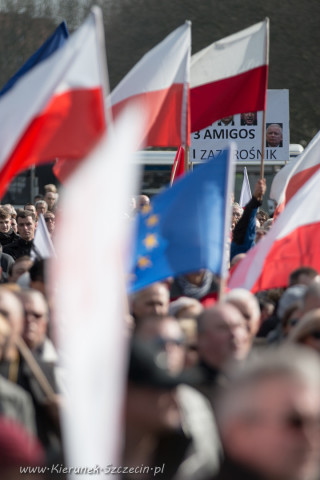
[260,18,270,179]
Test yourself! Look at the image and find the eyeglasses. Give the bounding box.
[154,336,184,347]
[309,331,320,340]
[25,310,45,320]
[243,410,320,432]
[45,217,55,222]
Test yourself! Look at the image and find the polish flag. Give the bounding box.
[228,168,320,292]
[239,167,252,207]
[270,131,320,214]
[0,8,107,199]
[190,19,269,133]
[50,106,143,473]
[170,146,185,185]
[110,21,191,147]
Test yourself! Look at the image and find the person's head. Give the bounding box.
[3,204,16,218]
[223,289,261,339]
[8,256,33,283]
[242,112,256,125]
[0,314,11,361]
[168,296,203,319]
[289,267,319,287]
[183,269,210,287]
[136,195,150,211]
[281,303,302,337]
[44,212,55,235]
[256,209,269,226]
[44,184,57,194]
[217,346,320,480]
[35,200,48,216]
[44,191,57,210]
[11,217,17,233]
[302,282,320,315]
[19,289,49,350]
[135,316,186,374]
[130,283,170,322]
[197,303,251,369]
[0,208,12,234]
[24,204,36,215]
[0,287,24,358]
[178,318,199,368]
[266,123,283,147]
[16,210,36,242]
[287,309,320,354]
[220,116,234,125]
[125,340,182,437]
[232,203,243,230]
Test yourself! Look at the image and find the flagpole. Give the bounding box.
[91,6,114,131]
[260,18,270,179]
[219,144,236,300]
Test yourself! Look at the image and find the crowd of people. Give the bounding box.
[0,178,320,480]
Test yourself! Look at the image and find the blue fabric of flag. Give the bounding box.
[0,21,69,97]
[130,147,234,292]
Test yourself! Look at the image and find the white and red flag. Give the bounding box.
[228,168,320,293]
[110,21,191,148]
[0,8,107,199]
[239,167,252,207]
[170,145,185,185]
[270,131,320,215]
[50,106,144,473]
[190,19,269,132]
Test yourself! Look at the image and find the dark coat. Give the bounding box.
[3,237,34,260]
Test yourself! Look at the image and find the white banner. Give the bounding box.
[191,89,289,163]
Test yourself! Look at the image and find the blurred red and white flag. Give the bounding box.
[110,21,191,147]
[228,168,320,292]
[239,167,252,207]
[270,131,320,215]
[190,19,269,132]
[0,8,107,199]
[170,145,185,184]
[50,106,144,475]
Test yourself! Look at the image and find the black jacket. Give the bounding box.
[3,237,34,260]
[0,230,19,247]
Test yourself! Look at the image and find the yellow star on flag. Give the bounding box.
[146,214,159,227]
[137,256,152,269]
[143,233,158,250]
[141,204,152,215]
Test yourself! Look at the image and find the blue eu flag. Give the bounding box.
[0,21,69,97]
[130,146,235,292]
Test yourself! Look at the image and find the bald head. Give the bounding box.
[197,303,251,369]
[131,283,170,322]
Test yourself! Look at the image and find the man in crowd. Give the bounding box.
[4,210,36,260]
[130,282,170,324]
[35,200,48,217]
[214,346,320,480]
[192,303,251,404]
